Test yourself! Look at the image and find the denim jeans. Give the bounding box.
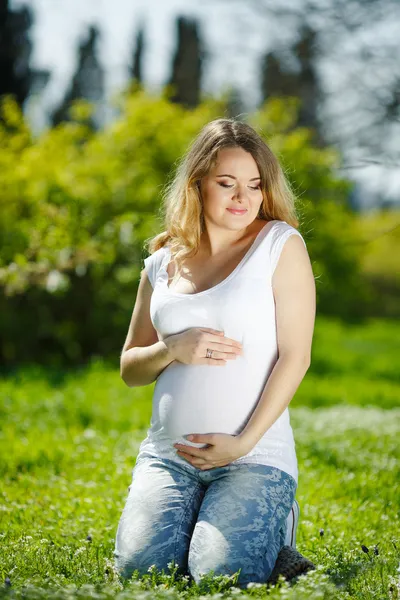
[113,455,298,589]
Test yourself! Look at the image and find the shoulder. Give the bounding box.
[143,245,169,288]
[269,221,308,275]
[271,220,306,243]
[143,245,168,267]
[270,220,307,249]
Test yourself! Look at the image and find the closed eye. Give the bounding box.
[219,183,261,190]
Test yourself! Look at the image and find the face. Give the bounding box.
[199,146,264,233]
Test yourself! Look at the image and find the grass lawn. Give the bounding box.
[0,316,399,599]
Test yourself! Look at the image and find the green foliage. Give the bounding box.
[0,89,388,366]
[356,210,400,318]
[1,317,399,598]
[0,90,227,365]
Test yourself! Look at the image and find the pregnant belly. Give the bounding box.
[152,359,271,447]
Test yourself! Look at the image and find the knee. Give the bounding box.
[113,534,160,581]
[188,554,242,587]
[113,547,148,581]
[188,535,236,585]
[113,546,185,581]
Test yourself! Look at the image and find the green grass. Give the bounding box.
[1,316,399,599]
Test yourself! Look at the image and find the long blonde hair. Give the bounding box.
[144,117,302,280]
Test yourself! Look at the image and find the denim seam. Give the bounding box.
[173,480,203,567]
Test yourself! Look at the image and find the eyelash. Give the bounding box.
[219,183,261,190]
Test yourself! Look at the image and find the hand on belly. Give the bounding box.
[172,432,251,470]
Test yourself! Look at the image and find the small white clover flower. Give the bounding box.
[229,587,242,594]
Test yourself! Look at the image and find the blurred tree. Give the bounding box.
[225,86,246,120]
[0,0,48,114]
[260,23,325,148]
[166,15,205,108]
[51,25,105,130]
[128,16,146,87]
[210,0,400,173]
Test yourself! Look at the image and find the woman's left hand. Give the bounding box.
[173,433,251,469]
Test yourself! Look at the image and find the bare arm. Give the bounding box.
[120,267,175,387]
[121,342,175,388]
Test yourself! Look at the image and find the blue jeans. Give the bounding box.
[113,455,298,589]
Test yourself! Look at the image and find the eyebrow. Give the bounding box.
[215,173,261,181]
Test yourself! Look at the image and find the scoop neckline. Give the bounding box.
[160,219,280,298]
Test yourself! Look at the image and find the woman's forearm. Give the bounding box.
[238,354,310,451]
[120,340,175,387]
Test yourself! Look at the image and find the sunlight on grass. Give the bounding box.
[1,317,399,598]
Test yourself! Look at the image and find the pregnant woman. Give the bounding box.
[114,118,316,589]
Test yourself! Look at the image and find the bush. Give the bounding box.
[0,88,373,366]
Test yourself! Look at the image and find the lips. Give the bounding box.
[227,208,247,214]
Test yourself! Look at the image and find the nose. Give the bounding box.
[232,185,248,203]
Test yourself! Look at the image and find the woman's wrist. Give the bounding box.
[237,431,258,455]
[163,334,177,361]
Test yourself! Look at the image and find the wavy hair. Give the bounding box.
[144,117,302,283]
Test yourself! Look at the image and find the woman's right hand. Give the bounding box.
[164,327,243,366]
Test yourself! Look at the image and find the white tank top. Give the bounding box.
[137,219,307,483]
